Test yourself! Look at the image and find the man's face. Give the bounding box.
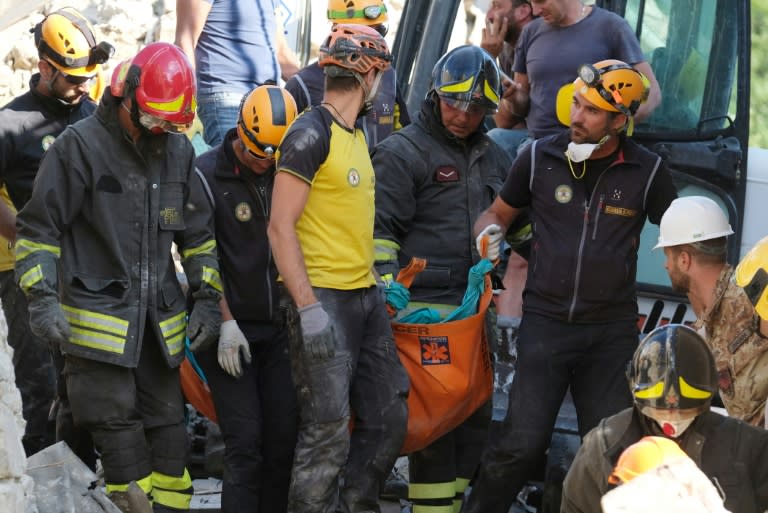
[40,61,92,105]
[530,0,569,26]
[438,96,486,139]
[663,247,691,294]
[569,91,620,144]
[487,0,522,41]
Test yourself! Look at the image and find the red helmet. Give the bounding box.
[111,42,196,129]
[319,24,391,76]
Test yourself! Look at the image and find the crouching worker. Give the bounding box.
[14,42,222,512]
[195,84,299,512]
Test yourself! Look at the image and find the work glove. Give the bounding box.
[187,298,222,353]
[496,315,520,365]
[297,302,337,361]
[476,223,504,261]
[217,320,252,378]
[28,295,70,349]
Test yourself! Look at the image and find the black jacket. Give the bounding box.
[562,407,768,513]
[197,129,279,324]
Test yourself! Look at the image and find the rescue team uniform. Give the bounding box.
[0,74,94,458]
[694,265,768,426]
[372,97,511,512]
[14,91,222,511]
[276,106,409,513]
[285,63,410,153]
[464,131,677,513]
[562,407,768,513]
[196,128,297,512]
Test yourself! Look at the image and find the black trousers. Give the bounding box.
[197,322,298,513]
[462,312,638,513]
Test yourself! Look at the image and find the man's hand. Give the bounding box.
[476,224,504,261]
[187,298,222,353]
[297,302,337,361]
[496,77,527,128]
[217,320,252,378]
[481,15,508,59]
[28,295,70,349]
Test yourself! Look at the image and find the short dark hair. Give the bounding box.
[325,74,359,93]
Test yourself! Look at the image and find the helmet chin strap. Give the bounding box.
[354,70,383,118]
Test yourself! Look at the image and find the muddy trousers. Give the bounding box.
[0,270,55,456]
[65,331,192,512]
[461,313,638,513]
[283,285,410,513]
[408,400,491,513]
[197,322,298,513]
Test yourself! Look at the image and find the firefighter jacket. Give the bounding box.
[14,90,222,368]
[0,74,96,210]
[372,97,512,306]
[562,406,768,513]
[520,132,675,323]
[694,265,768,426]
[196,129,279,323]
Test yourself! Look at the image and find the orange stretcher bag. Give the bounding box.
[392,257,494,454]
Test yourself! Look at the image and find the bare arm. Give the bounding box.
[473,195,522,239]
[267,172,315,308]
[494,251,527,318]
[174,0,212,68]
[633,61,661,122]
[0,200,16,242]
[276,27,300,80]
[494,72,530,129]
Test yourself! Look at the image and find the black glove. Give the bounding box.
[28,295,70,349]
[187,298,222,353]
[297,302,337,361]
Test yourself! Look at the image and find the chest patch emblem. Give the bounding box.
[160,207,181,226]
[41,135,56,151]
[235,202,252,222]
[554,184,573,204]
[435,166,459,182]
[612,189,623,201]
[348,168,361,187]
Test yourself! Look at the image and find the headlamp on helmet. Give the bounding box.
[574,60,649,117]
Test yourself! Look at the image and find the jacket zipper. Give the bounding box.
[592,193,605,240]
[246,180,274,318]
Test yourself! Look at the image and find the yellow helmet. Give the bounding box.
[608,436,688,485]
[237,85,298,159]
[327,0,388,27]
[33,7,114,77]
[573,59,649,116]
[735,235,768,321]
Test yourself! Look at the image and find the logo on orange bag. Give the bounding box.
[420,336,450,365]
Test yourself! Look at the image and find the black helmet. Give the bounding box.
[628,324,717,413]
[431,45,501,113]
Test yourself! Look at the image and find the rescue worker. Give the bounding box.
[654,196,768,426]
[14,42,222,513]
[372,44,523,513]
[0,7,112,459]
[461,59,678,513]
[267,24,410,513]
[284,0,410,153]
[561,324,768,513]
[195,84,299,512]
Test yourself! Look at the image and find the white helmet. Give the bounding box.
[654,196,734,249]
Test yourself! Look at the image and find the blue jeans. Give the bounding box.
[197,91,244,147]
[487,128,531,162]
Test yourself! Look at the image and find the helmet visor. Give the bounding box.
[439,95,496,115]
[139,110,191,134]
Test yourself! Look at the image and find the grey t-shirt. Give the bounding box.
[514,7,646,139]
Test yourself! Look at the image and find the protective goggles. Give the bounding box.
[577,63,634,116]
[439,95,496,115]
[138,110,191,134]
[58,70,95,85]
[327,5,387,21]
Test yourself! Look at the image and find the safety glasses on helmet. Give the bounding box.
[439,95,496,115]
[138,110,191,134]
[59,70,95,85]
[577,63,634,116]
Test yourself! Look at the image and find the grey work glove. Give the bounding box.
[28,295,70,349]
[187,298,222,353]
[297,302,337,361]
[496,315,520,365]
[217,320,252,378]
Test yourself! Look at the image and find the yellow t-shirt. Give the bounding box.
[0,186,16,272]
[277,107,376,289]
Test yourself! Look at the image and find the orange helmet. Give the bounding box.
[33,7,114,78]
[573,59,649,116]
[111,43,197,133]
[319,24,391,77]
[237,85,298,159]
[327,0,388,32]
[608,436,688,485]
